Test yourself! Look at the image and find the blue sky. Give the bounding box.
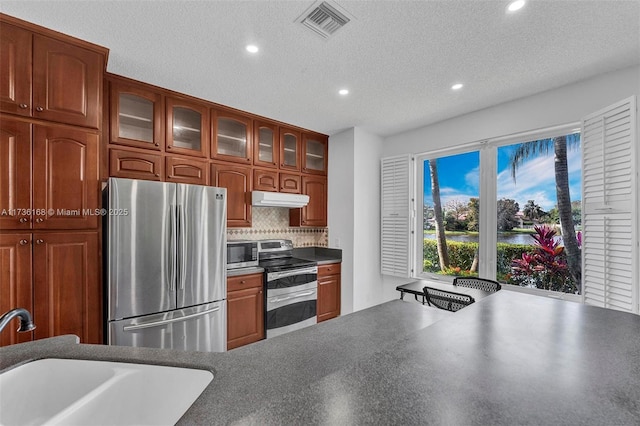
[424,138,582,212]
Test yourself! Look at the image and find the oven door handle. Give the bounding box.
[270,290,316,304]
[268,266,318,281]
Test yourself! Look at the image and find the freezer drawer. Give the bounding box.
[108,301,226,352]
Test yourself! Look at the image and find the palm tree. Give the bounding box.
[428,159,449,270]
[523,199,544,221]
[509,134,581,290]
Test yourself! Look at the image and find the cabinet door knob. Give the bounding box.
[19,217,29,223]
[19,239,28,245]
[36,106,44,112]
[19,103,28,109]
[35,218,44,223]
[155,173,160,177]
[36,239,44,244]
[155,143,160,147]
[167,145,172,149]
[240,280,246,284]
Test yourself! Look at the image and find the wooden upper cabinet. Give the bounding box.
[290,175,327,227]
[253,120,278,169]
[166,156,208,186]
[0,21,105,128]
[110,148,162,181]
[0,23,32,117]
[110,79,164,150]
[212,163,251,227]
[166,96,209,158]
[279,173,301,194]
[254,169,278,192]
[302,133,328,175]
[0,233,33,346]
[212,109,252,164]
[32,125,99,229]
[32,35,103,129]
[0,119,32,230]
[33,231,101,344]
[279,127,301,172]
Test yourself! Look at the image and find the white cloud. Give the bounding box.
[497,148,581,210]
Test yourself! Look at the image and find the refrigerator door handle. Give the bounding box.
[168,204,177,292]
[178,205,187,290]
[122,306,221,332]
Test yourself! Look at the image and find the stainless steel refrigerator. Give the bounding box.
[105,177,227,352]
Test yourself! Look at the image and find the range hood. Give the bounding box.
[251,191,309,208]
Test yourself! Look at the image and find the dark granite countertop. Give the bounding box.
[2,291,639,425]
[292,246,342,265]
[226,266,264,277]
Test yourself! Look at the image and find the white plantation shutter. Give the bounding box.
[582,96,638,314]
[381,155,414,277]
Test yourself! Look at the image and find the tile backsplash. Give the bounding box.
[227,207,328,247]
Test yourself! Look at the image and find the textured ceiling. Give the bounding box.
[1,0,638,137]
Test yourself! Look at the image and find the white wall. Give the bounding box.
[328,127,387,314]
[384,65,640,156]
[352,128,386,310]
[328,128,355,314]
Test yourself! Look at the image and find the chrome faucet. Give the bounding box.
[0,308,36,334]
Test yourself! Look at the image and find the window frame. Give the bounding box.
[414,122,583,303]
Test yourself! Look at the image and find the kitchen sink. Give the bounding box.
[0,358,213,425]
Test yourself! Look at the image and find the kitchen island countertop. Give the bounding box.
[2,291,639,425]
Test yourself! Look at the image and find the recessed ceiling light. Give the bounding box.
[451,83,464,91]
[338,89,349,96]
[246,44,259,53]
[507,0,526,13]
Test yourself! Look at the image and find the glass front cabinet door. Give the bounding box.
[110,81,163,150]
[166,96,209,158]
[253,120,278,168]
[279,127,301,171]
[302,133,328,175]
[212,109,252,164]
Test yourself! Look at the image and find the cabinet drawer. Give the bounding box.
[318,263,341,276]
[227,273,263,292]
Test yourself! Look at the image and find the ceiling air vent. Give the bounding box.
[298,1,351,39]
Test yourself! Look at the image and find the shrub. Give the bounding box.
[423,239,533,279]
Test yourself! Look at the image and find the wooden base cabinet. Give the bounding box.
[227,273,264,350]
[317,263,341,322]
[33,232,101,343]
[0,233,33,346]
[0,231,101,346]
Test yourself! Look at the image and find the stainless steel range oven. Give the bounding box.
[258,240,318,339]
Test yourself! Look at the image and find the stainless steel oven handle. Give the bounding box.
[268,266,318,281]
[270,290,316,304]
[122,306,221,331]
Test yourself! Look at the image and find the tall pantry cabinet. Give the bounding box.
[0,14,107,346]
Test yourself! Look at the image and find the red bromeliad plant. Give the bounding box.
[510,225,578,293]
